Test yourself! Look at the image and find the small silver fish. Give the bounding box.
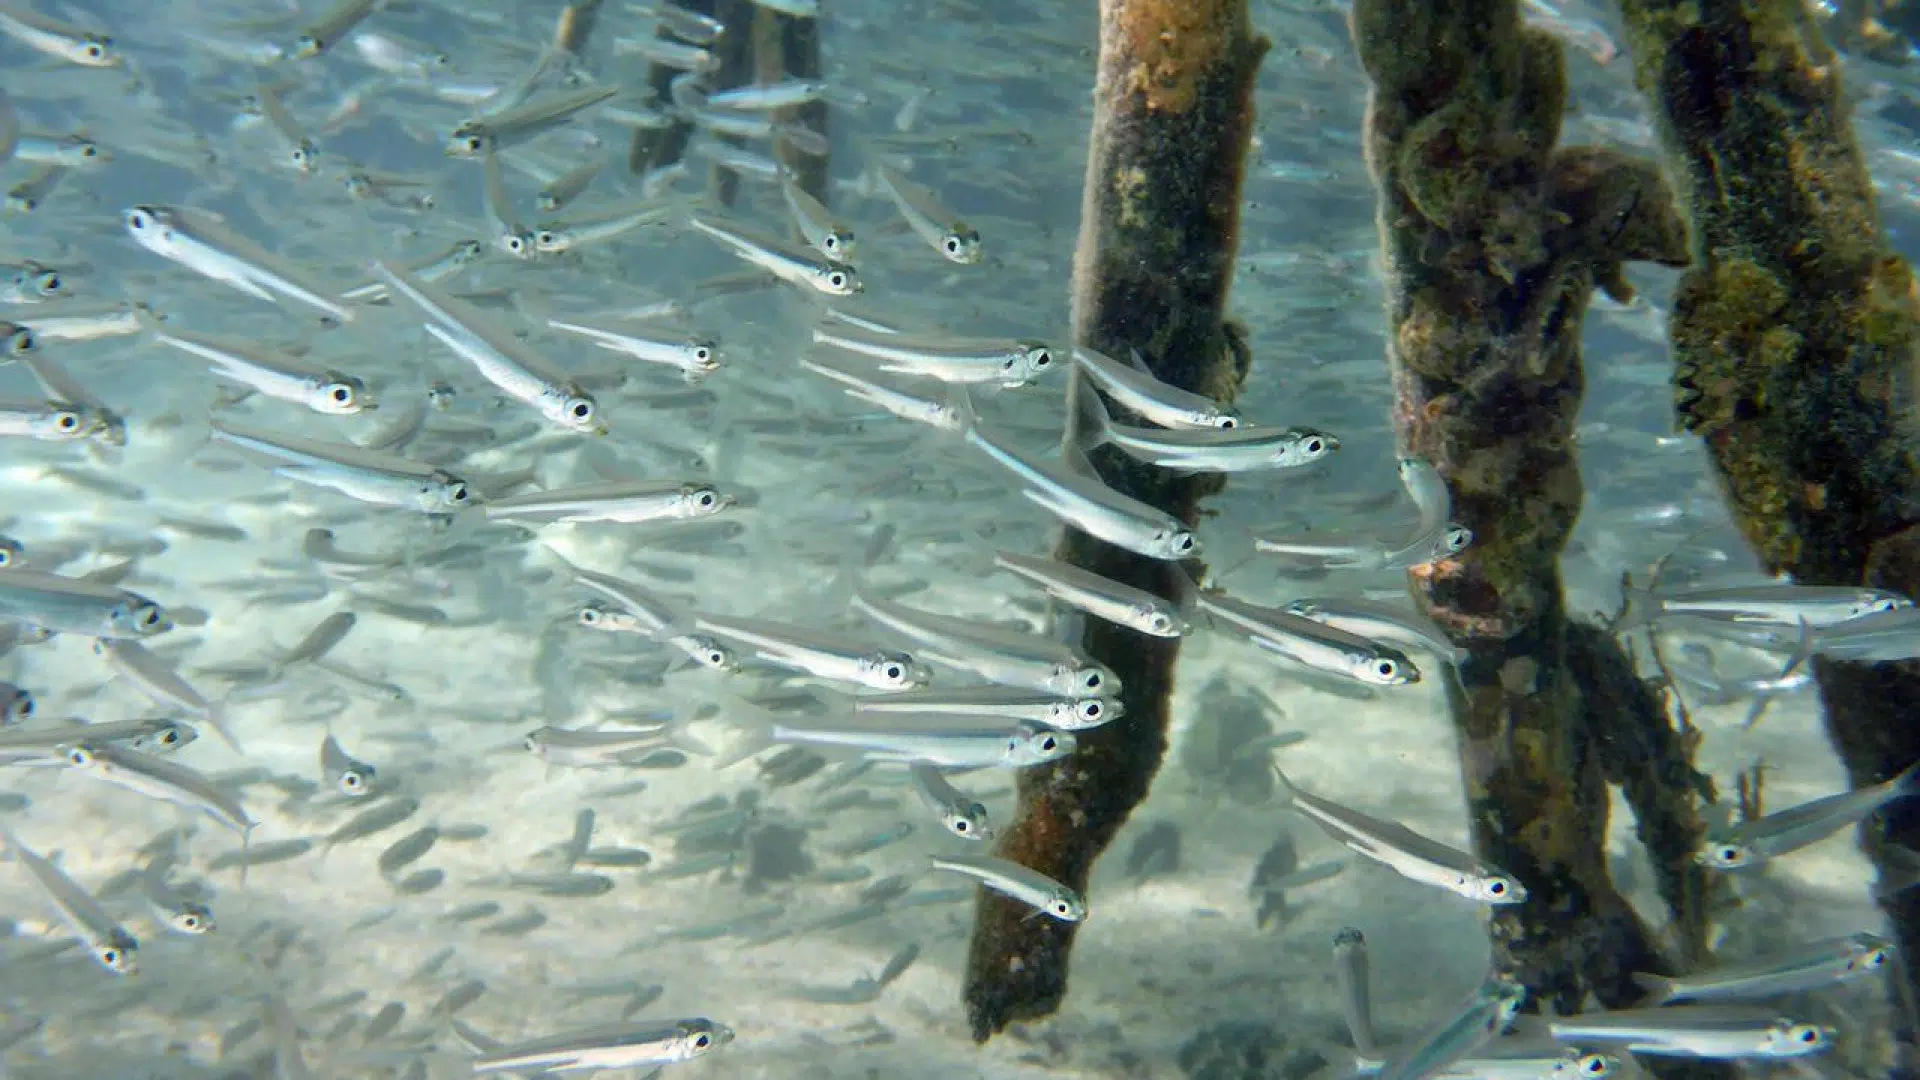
[470,1017,733,1074]
[1372,978,1527,1080]
[320,733,378,797]
[124,205,352,323]
[910,762,993,841]
[1072,345,1239,430]
[876,163,981,263]
[1543,1005,1833,1059]
[1275,768,1524,904]
[447,84,619,158]
[546,317,721,383]
[811,321,1053,388]
[993,550,1187,637]
[690,214,860,296]
[149,323,373,415]
[484,480,730,525]
[1632,931,1890,1003]
[1,828,138,973]
[0,568,171,639]
[695,613,928,691]
[0,4,118,66]
[1699,762,1919,869]
[781,177,855,261]
[851,684,1119,731]
[852,591,1117,695]
[210,420,474,514]
[929,853,1083,920]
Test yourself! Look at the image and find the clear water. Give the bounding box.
[0,0,1903,1075]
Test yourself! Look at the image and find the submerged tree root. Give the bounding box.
[1349,0,1732,1056]
[959,0,1266,1043]
[1616,0,1920,1049]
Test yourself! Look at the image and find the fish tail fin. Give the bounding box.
[952,386,979,439]
[1068,376,1114,449]
[1629,971,1677,1005]
[1166,561,1205,620]
[205,698,244,756]
[1612,583,1661,632]
[709,696,778,770]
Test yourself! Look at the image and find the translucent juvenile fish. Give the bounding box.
[210,420,474,514]
[253,83,319,175]
[320,733,378,797]
[1332,927,1379,1056]
[7,163,67,213]
[1079,387,1336,473]
[525,720,673,768]
[16,301,144,343]
[338,240,482,303]
[852,684,1119,730]
[447,84,620,158]
[1195,590,1420,686]
[1632,932,1890,1003]
[17,351,122,447]
[0,718,195,766]
[1618,581,1910,631]
[763,714,1073,769]
[705,79,826,110]
[929,853,1084,920]
[1274,768,1525,903]
[124,206,353,323]
[910,762,993,840]
[547,317,721,382]
[0,4,118,66]
[148,323,373,415]
[0,397,92,441]
[559,556,734,670]
[92,639,241,752]
[1,828,138,974]
[690,214,860,296]
[482,149,537,259]
[1543,1005,1833,1059]
[62,742,256,839]
[0,680,30,724]
[325,795,421,848]
[852,591,1116,694]
[293,0,380,58]
[0,568,171,639]
[469,1017,733,1074]
[994,550,1187,637]
[876,163,981,263]
[1372,978,1527,1080]
[2,259,67,304]
[800,353,965,431]
[537,158,604,213]
[11,131,106,168]
[781,176,855,261]
[534,199,676,255]
[1698,761,1919,869]
[811,321,1053,388]
[694,612,928,690]
[376,827,438,876]
[484,480,731,524]
[1285,597,1466,665]
[372,260,606,434]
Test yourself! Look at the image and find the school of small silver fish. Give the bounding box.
[0,0,1914,1075]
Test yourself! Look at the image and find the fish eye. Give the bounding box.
[1040,735,1059,752]
[1080,700,1102,721]
[451,484,470,502]
[705,649,727,666]
[536,230,559,248]
[1864,949,1890,968]
[8,329,32,353]
[1053,900,1073,917]
[99,947,118,964]
[693,345,713,362]
[56,411,81,431]
[36,272,60,293]
[1796,1027,1820,1043]
[696,490,717,508]
[1082,671,1102,690]
[1580,1056,1610,1075]
[1713,845,1742,864]
[329,385,353,405]
[84,42,104,60]
[126,208,149,229]
[1215,416,1238,429]
[1374,659,1398,679]
[693,1034,710,1049]
[156,729,179,746]
[578,607,602,626]
[944,236,962,255]
[67,746,91,766]
[1304,436,1326,456]
[341,772,365,792]
[1486,879,1507,896]
[569,399,594,421]
[827,271,849,290]
[141,606,162,625]
[180,913,201,930]
[1031,349,1052,368]
[1149,612,1173,632]
[1444,526,1473,553]
[953,818,970,833]
[1175,533,1195,552]
[883,663,904,681]
[522,735,540,752]
[462,134,484,154]
[823,235,842,254]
